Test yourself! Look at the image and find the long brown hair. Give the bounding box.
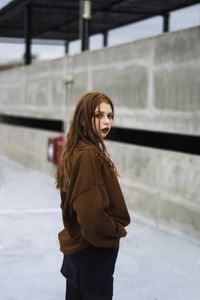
[55,91,118,191]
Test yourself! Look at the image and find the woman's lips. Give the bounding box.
[101,128,109,133]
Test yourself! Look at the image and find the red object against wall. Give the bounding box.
[47,136,64,166]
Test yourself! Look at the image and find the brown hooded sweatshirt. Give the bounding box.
[58,142,130,255]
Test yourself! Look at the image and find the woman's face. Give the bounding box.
[93,102,114,138]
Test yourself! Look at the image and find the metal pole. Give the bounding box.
[79,0,83,44]
[79,0,91,51]
[65,41,69,54]
[24,3,32,65]
[163,12,170,33]
[103,31,108,47]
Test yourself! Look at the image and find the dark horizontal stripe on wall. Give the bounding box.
[107,126,200,156]
[0,114,199,156]
[0,114,63,132]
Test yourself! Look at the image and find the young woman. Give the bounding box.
[56,92,130,300]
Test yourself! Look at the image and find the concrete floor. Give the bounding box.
[0,155,200,300]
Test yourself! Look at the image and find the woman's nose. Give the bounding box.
[103,116,110,124]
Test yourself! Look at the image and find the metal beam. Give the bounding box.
[102,9,160,15]
[32,4,78,12]
[32,4,157,16]
[34,17,78,39]
[0,0,31,23]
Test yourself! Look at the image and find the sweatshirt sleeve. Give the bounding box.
[71,149,127,247]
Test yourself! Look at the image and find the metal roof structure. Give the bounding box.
[0,0,199,64]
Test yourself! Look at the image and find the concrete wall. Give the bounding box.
[0,26,200,239]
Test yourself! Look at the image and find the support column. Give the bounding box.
[163,12,170,33]
[103,31,108,47]
[24,3,32,65]
[79,0,92,51]
[65,41,69,54]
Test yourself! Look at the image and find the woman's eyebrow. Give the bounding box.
[95,110,113,114]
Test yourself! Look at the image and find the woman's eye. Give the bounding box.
[94,113,113,119]
[95,113,103,119]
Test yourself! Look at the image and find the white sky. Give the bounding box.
[0,1,199,63]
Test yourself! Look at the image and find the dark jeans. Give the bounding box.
[66,280,112,300]
[61,246,118,300]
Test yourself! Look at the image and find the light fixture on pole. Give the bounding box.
[82,0,91,20]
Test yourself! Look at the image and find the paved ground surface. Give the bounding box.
[0,155,200,300]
